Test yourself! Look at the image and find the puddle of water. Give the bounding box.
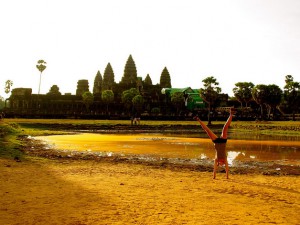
[34,133,300,165]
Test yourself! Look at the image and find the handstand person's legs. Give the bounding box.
[194,116,218,140]
[225,160,229,179]
[213,159,218,179]
[220,109,234,139]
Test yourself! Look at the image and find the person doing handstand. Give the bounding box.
[194,108,235,179]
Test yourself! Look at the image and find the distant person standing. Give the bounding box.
[0,112,4,120]
[194,108,235,179]
[135,112,141,125]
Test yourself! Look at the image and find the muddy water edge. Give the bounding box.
[18,121,300,176]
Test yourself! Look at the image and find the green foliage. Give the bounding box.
[252,83,282,113]
[284,75,300,118]
[199,76,222,104]
[0,123,19,137]
[5,80,13,94]
[121,55,137,86]
[252,84,268,105]
[36,59,47,95]
[121,88,139,110]
[199,76,222,124]
[160,67,171,88]
[102,90,114,104]
[266,84,282,106]
[151,107,160,115]
[0,122,22,159]
[102,90,114,114]
[36,60,47,73]
[252,84,270,119]
[132,95,144,112]
[103,63,115,90]
[265,84,283,119]
[233,82,254,107]
[0,96,4,109]
[82,91,94,111]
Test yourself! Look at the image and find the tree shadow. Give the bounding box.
[0,157,119,225]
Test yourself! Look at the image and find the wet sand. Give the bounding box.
[35,133,300,161]
[1,157,299,225]
[32,133,300,175]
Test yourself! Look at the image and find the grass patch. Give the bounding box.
[5,118,200,126]
[0,122,23,159]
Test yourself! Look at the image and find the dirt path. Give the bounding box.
[1,157,299,225]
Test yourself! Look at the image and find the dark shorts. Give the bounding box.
[213,138,227,144]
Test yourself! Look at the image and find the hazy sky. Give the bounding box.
[1,0,299,98]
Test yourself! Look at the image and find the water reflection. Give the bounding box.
[35,133,300,165]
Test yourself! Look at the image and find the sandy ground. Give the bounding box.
[1,157,299,225]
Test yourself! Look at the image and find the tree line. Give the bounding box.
[2,55,299,121]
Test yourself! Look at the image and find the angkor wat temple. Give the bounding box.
[4,78,207,119]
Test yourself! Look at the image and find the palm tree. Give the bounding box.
[284,75,300,120]
[4,80,13,94]
[36,60,47,94]
[199,76,221,125]
[233,82,254,108]
[252,84,268,119]
[265,84,282,119]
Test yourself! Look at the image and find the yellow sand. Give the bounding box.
[1,158,299,225]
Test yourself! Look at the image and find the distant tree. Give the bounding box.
[144,74,152,86]
[199,76,221,125]
[93,70,103,96]
[82,91,94,112]
[233,82,254,107]
[0,96,4,109]
[160,67,171,88]
[171,92,184,114]
[103,63,115,90]
[36,59,47,94]
[121,88,139,113]
[47,85,61,96]
[151,107,160,116]
[4,80,13,94]
[252,84,269,119]
[121,55,137,87]
[265,84,283,119]
[101,90,114,115]
[132,95,144,113]
[283,75,300,120]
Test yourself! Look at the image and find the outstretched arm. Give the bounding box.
[194,116,217,140]
[220,108,235,139]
